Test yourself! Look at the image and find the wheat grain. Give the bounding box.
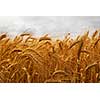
[0,31,99,82]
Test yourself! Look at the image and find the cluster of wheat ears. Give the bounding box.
[0,31,100,83]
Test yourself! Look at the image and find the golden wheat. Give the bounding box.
[0,32,100,83]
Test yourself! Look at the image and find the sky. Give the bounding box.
[0,16,100,38]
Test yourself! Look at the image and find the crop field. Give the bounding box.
[0,31,100,83]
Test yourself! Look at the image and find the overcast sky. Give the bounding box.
[0,16,100,38]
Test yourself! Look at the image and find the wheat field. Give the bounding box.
[0,31,100,83]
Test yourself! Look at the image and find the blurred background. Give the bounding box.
[0,16,100,39]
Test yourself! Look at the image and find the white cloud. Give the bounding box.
[0,16,100,38]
